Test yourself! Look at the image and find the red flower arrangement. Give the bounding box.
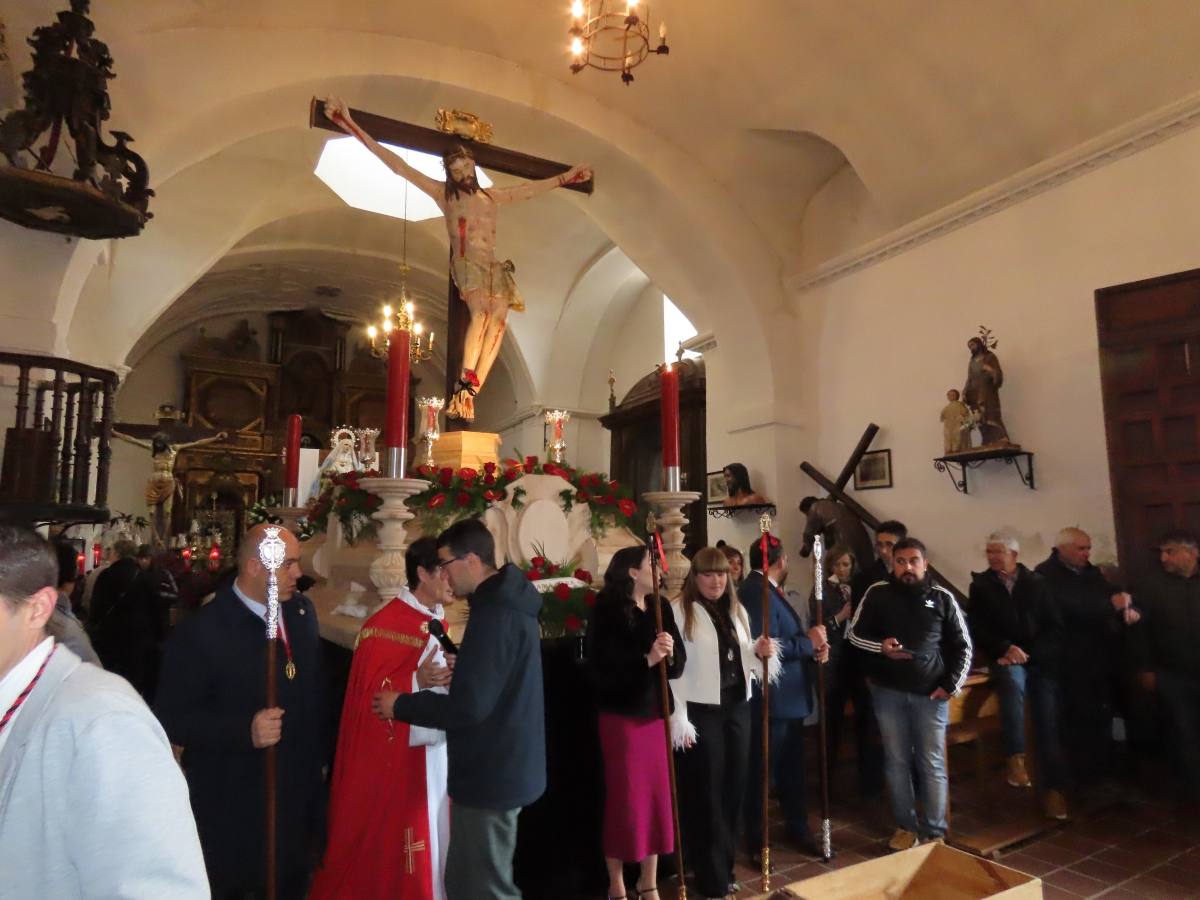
[405,455,646,539]
[303,469,384,544]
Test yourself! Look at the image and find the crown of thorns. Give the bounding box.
[443,144,475,165]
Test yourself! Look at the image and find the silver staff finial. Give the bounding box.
[257,526,287,640]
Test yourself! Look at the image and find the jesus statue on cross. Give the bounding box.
[325,98,592,421]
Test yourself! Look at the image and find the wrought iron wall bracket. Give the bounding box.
[932,449,1035,495]
[708,502,777,520]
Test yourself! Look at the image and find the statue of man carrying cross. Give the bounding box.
[324,98,592,422]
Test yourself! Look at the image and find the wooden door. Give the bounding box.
[1097,268,1200,581]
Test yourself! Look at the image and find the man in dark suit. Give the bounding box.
[155,524,328,900]
[741,533,829,861]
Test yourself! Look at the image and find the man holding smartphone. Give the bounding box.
[848,537,972,851]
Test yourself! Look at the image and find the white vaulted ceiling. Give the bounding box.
[4,0,1200,406]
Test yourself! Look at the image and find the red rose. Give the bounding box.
[455,492,471,507]
[458,467,477,480]
[523,455,538,473]
[526,569,541,582]
[542,464,559,477]
[484,473,496,485]
[584,590,597,607]
[618,498,637,517]
[575,490,590,503]
[484,461,497,475]
[427,493,446,509]
[554,583,572,601]
[609,480,619,491]
[438,468,453,488]
[504,467,519,480]
[564,614,583,633]
[573,568,592,583]
[463,369,481,388]
[416,464,435,477]
[483,489,502,502]
[531,556,547,569]
[599,494,614,505]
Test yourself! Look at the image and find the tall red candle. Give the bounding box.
[660,363,680,480]
[284,414,302,490]
[385,327,412,475]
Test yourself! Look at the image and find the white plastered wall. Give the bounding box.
[793,119,1200,591]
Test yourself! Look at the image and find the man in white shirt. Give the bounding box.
[0,525,208,898]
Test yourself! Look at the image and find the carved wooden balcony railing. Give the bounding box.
[0,352,119,525]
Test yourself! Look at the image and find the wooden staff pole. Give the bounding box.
[647,517,687,900]
[758,513,772,892]
[265,639,278,900]
[811,536,834,860]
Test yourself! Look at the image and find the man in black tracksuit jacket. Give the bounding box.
[385,519,544,900]
[848,537,972,848]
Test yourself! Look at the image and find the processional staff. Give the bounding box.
[811,535,835,860]
[758,511,773,893]
[257,526,288,900]
[647,513,687,900]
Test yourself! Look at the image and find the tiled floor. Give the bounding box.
[597,744,1200,899]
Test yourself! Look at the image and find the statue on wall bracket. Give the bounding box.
[959,326,1020,452]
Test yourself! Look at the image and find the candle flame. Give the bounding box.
[571,36,584,56]
[414,322,423,336]
[405,301,415,316]
[367,325,377,339]
[382,304,393,318]
[382,319,393,334]
[571,0,584,18]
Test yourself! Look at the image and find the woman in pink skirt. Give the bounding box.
[586,545,686,900]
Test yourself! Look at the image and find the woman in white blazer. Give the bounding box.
[669,546,778,900]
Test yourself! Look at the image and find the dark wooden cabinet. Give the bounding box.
[600,359,707,554]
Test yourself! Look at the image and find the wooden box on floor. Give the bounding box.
[779,843,1042,899]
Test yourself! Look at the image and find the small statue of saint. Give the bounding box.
[963,328,1016,448]
[721,463,771,507]
[940,389,971,455]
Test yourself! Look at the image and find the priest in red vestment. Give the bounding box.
[310,538,454,900]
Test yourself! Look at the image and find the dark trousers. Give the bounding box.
[445,804,521,900]
[1063,665,1114,786]
[744,708,809,846]
[676,693,750,898]
[825,648,884,796]
[1157,671,1200,801]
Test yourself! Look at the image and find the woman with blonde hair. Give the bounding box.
[669,546,777,900]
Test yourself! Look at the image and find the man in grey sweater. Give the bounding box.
[0,525,208,898]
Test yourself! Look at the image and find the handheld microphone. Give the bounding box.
[427,619,458,655]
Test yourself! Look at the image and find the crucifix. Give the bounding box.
[112,404,225,547]
[309,98,593,428]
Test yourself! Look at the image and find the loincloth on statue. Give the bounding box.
[451,257,524,312]
[145,472,175,506]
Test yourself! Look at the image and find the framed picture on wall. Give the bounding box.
[854,449,893,490]
[705,470,727,505]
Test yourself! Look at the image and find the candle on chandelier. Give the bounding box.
[284,414,302,506]
[660,362,680,490]
[92,542,102,567]
[76,552,85,576]
[385,323,412,477]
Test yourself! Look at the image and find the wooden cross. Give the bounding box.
[309,99,593,432]
[403,826,427,875]
[801,423,967,602]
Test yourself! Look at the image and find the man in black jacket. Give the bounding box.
[848,537,972,850]
[968,533,1068,819]
[155,524,329,900]
[1035,527,1137,787]
[377,518,544,900]
[1130,529,1200,802]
